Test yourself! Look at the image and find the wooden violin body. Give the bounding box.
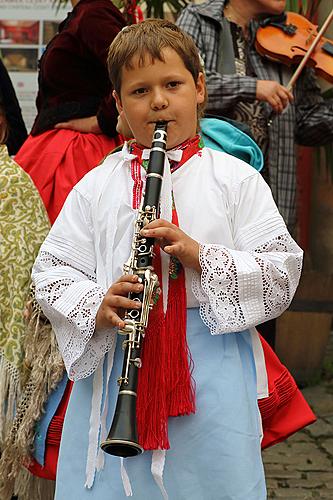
[256,12,333,84]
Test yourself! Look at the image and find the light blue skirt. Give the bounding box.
[55,309,266,499]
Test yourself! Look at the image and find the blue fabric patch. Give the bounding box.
[200,117,264,171]
[33,373,68,465]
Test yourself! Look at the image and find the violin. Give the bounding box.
[255,10,333,88]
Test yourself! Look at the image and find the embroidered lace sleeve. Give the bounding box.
[192,227,302,334]
[32,190,116,380]
[191,170,303,334]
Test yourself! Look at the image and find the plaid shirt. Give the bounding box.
[177,0,333,230]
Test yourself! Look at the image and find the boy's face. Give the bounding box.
[114,47,205,149]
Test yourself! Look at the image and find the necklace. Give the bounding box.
[223,2,235,22]
[224,2,250,37]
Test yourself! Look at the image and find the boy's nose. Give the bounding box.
[151,89,168,110]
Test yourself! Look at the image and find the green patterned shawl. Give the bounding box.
[0,145,50,441]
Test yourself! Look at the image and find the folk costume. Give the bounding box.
[177,0,333,232]
[32,138,311,499]
[15,0,126,224]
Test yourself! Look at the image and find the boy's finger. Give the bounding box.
[143,219,174,230]
[141,226,175,240]
[162,244,175,255]
[115,274,140,284]
[110,281,143,296]
[106,294,142,311]
[107,310,125,329]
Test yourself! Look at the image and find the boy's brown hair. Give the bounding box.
[107,18,207,117]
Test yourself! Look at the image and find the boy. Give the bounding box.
[32,20,303,499]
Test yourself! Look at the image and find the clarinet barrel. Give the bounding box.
[100,122,168,457]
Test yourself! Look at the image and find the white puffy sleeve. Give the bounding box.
[192,172,303,334]
[32,188,115,381]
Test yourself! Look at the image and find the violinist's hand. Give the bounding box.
[140,219,201,273]
[54,116,102,134]
[95,274,143,330]
[256,80,294,114]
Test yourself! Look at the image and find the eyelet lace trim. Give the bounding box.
[33,251,115,380]
[255,234,302,317]
[192,232,302,334]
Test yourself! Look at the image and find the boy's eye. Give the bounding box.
[167,81,181,89]
[133,88,147,95]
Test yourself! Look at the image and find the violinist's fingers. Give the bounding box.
[256,80,293,112]
[268,95,283,114]
[277,88,294,108]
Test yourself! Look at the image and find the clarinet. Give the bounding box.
[100,121,168,458]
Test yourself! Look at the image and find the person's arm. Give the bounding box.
[177,7,257,113]
[177,7,293,115]
[295,67,333,146]
[141,168,302,335]
[32,187,111,381]
[0,58,27,154]
[191,172,303,334]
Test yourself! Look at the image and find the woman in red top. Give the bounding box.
[15,0,126,224]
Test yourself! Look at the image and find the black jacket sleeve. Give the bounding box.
[0,58,27,155]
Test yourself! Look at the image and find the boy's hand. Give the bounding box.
[141,219,201,273]
[95,275,143,330]
[54,116,102,134]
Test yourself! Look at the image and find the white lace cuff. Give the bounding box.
[33,251,115,380]
[192,232,302,335]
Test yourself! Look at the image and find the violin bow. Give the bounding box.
[286,8,333,91]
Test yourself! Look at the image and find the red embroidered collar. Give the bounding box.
[129,135,203,209]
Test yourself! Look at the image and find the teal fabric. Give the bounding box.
[200,117,263,171]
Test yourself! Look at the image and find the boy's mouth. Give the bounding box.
[150,119,172,126]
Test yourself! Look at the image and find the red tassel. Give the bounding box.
[165,264,195,416]
[136,305,170,450]
[136,218,196,450]
[136,247,170,450]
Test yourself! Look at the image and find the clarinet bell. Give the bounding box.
[100,391,144,457]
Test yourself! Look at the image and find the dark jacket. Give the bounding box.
[31,0,126,137]
[0,59,27,155]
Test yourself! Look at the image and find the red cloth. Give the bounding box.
[15,129,123,224]
[258,335,316,448]
[136,237,195,451]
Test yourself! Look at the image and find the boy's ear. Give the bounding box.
[196,72,206,104]
[113,90,123,113]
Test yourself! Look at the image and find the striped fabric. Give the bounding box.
[177,0,333,231]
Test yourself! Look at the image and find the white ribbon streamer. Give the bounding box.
[85,361,104,489]
[151,450,169,500]
[121,458,133,496]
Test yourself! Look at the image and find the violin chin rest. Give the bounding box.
[322,41,333,57]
